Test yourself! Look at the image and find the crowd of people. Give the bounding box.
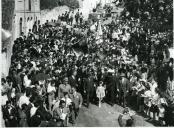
[1,1,174,127]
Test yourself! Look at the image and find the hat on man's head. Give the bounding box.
[123,107,129,114]
[104,67,108,71]
[108,69,115,73]
[163,59,169,63]
[159,98,168,105]
[120,72,126,77]
[140,78,146,83]
[64,77,68,82]
[134,72,140,78]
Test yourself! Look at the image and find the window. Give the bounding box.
[38,20,40,24]
[19,18,23,35]
[29,0,31,11]
[20,17,22,22]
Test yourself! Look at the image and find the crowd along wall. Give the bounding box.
[1,0,41,77]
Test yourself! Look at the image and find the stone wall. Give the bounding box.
[2,0,15,31]
[2,0,15,77]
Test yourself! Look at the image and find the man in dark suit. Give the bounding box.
[105,71,116,106]
[35,101,48,121]
[53,100,70,126]
[69,70,78,88]
[3,101,18,127]
[77,65,88,98]
[156,62,169,92]
[111,71,120,105]
[26,96,35,125]
[83,71,95,108]
[68,86,83,125]
[118,72,130,107]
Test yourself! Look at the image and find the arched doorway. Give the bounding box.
[19,17,23,35]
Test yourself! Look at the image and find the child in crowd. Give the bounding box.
[149,88,160,121]
[96,81,105,108]
[47,80,56,112]
[143,87,152,116]
[158,98,168,126]
[158,103,166,126]
[132,79,145,112]
[137,80,146,113]
[61,92,72,108]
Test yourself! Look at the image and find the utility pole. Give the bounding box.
[34,0,36,21]
[24,0,26,35]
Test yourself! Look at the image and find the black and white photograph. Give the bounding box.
[1,0,173,127]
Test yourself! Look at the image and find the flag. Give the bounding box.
[96,20,103,44]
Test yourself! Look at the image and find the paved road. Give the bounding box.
[74,103,154,127]
[40,0,119,23]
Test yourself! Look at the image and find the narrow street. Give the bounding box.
[2,0,173,127]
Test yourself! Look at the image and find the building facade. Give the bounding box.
[13,0,40,38]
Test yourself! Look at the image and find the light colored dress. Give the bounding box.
[158,106,165,118]
[144,90,152,107]
[96,86,105,99]
[24,75,31,87]
[150,82,158,95]
[61,97,72,107]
